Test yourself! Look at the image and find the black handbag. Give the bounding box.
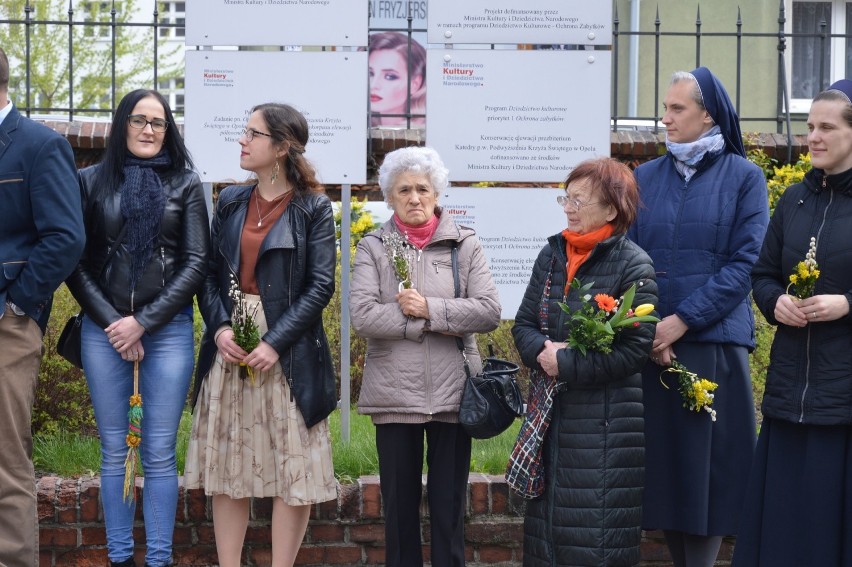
[450,242,525,439]
[57,312,84,368]
[57,224,127,369]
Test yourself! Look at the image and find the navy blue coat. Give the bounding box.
[752,168,852,425]
[0,106,84,331]
[628,151,769,348]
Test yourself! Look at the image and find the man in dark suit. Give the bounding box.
[0,47,85,566]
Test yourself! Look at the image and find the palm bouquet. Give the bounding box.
[228,274,260,383]
[382,231,416,291]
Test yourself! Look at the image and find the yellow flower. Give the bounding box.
[634,304,655,317]
[129,394,142,407]
[789,274,798,285]
[797,262,809,279]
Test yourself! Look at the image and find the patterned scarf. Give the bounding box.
[666,125,725,181]
[120,149,170,294]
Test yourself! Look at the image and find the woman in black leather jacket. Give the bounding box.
[183,102,337,567]
[66,89,209,567]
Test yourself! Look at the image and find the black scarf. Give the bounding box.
[120,149,170,294]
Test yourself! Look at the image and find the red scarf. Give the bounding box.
[393,213,440,249]
[562,223,615,292]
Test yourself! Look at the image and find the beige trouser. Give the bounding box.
[0,304,42,567]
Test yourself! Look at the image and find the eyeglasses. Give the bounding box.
[127,114,168,133]
[241,127,273,142]
[557,195,601,211]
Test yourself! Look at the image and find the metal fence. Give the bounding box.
[3,0,849,139]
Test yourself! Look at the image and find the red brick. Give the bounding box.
[252,496,273,520]
[40,527,77,547]
[53,547,109,566]
[360,476,382,519]
[245,525,271,545]
[365,545,385,564]
[309,523,344,543]
[317,496,338,520]
[80,526,106,545]
[37,476,58,522]
[294,544,324,564]
[172,525,192,545]
[195,524,217,545]
[185,487,208,521]
[490,476,511,515]
[468,473,489,515]
[338,482,360,520]
[79,478,101,522]
[323,544,362,564]
[349,523,384,543]
[479,544,514,562]
[247,547,271,565]
[38,549,52,567]
[466,520,523,544]
[172,546,220,565]
[79,121,94,149]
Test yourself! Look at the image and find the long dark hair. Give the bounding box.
[92,89,193,200]
[252,102,323,194]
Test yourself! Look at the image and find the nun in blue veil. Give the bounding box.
[626,67,770,567]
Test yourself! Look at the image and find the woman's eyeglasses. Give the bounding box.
[127,115,168,133]
[557,195,600,211]
[241,127,273,142]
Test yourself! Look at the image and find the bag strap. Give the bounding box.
[450,242,472,379]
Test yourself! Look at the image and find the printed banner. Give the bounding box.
[185,0,368,46]
[426,49,611,182]
[184,50,368,184]
[428,0,611,45]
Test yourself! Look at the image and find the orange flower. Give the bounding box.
[594,294,617,312]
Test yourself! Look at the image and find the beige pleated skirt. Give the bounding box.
[183,294,337,504]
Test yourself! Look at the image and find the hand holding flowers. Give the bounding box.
[558,279,660,356]
[382,231,416,291]
[228,274,260,383]
[787,237,819,299]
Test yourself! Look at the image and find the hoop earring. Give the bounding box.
[271,160,280,184]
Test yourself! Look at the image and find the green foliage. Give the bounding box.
[749,304,773,425]
[34,285,97,436]
[0,0,180,113]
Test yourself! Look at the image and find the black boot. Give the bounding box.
[110,559,135,567]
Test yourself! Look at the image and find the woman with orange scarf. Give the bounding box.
[511,157,658,566]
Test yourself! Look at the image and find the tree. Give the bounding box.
[0,0,181,116]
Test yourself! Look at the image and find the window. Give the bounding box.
[788,0,852,112]
[158,2,185,39]
[157,77,185,114]
[81,1,110,38]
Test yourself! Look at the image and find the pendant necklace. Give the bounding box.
[255,189,289,227]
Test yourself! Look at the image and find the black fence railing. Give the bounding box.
[3,0,849,152]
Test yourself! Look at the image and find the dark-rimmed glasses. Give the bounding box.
[557,195,600,211]
[127,114,168,133]
[241,127,273,142]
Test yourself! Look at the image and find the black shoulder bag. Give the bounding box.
[57,224,127,368]
[451,242,524,439]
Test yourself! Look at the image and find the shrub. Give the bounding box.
[34,285,97,436]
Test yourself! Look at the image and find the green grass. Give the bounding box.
[34,408,521,482]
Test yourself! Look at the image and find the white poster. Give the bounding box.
[428,0,611,45]
[441,187,566,320]
[427,49,611,183]
[185,0,368,46]
[184,50,368,184]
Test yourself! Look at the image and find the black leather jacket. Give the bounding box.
[194,184,337,428]
[66,165,210,333]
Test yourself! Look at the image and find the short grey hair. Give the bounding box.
[378,146,449,202]
[670,71,705,111]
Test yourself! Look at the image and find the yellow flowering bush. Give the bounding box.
[335,196,379,249]
[767,153,812,212]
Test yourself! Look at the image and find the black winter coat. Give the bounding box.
[67,165,209,333]
[751,167,852,425]
[513,232,657,567]
[194,185,337,428]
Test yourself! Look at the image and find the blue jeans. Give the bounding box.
[82,311,193,567]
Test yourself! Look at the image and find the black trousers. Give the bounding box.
[375,421,472,567]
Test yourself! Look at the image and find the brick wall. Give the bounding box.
[36,474,734,567]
